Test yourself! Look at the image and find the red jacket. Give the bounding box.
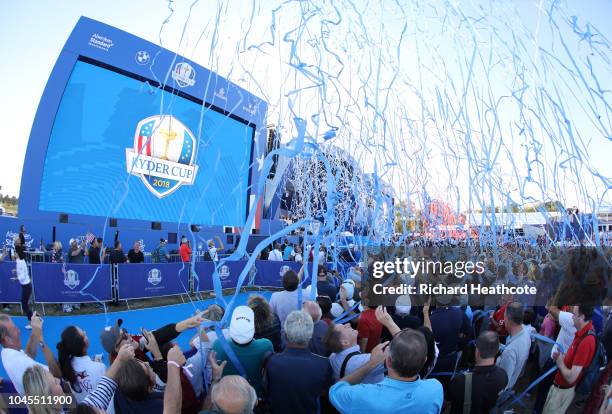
[180,243,192,263]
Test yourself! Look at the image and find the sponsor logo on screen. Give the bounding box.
[88,33,114,52]
[4,231,33,249]
[148,268,162,286]
[172,62,196,87]
[125,115,199,198]
[135,50,150,65]
[64,270,80,290]
[243,100,257,115]
[214,87,227,101]
[218,265,230,280]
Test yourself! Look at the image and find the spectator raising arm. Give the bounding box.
[202,350,227,411]
[83,343,135,410]
[214,235,225,251]
[375,306,401,337]
[176,312,205,333]
[338,341,388,385]
[164,345,186,414]
[27,313,62,379]
[422,298,432,331]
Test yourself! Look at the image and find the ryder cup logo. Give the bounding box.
[279,265,291,277]
[64,270,80,290]
[172,62,196,87]
[148,268,162,286]
[218,265,230,280]
[125,115,199,198]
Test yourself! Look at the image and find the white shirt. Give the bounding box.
[1,348,48,394]
[294,253,303,263]
[208,246,218,262]
[71,355,106,402]
[16,259,30,285]
[552,310,577,357]
[269,289,310,328]
[318,251,326,264]
[268,249,283,261]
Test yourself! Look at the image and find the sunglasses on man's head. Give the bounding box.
[115,329,130,348]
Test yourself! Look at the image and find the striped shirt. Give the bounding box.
[82,376,117,410]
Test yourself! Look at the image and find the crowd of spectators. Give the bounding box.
[1,228,612,413]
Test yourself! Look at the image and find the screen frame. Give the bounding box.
[19,16,266,231]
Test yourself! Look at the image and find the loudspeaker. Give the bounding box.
[59,213,68,223]
[226,235,234,244]
[52,226,56,242]
[223,226,233,234]
[251,228,259,234]
[151,222,161,230]
[109,218,118,227]
[190,224,200,232]
[168,233,177,244]
[266,126,280,179]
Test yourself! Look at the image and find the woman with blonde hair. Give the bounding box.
[247,294,282,351]
[22,365,67,414]
[12,235,33,329]
[51,241,63,263]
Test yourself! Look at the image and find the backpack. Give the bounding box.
[576,330,606,394]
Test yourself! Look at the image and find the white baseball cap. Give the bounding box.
[330,303,344,318]
[395,295,412,315]
[229,306,255,344]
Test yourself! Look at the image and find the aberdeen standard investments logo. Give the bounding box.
[126,115,199,198]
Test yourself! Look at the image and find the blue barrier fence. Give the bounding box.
[117,263,190,300]
[32,263,112,303]
[0,261,23,303]
[0,260,358,303]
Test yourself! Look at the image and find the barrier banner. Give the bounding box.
[117,263,190,300]
[254,260,302,288]
[194,261,247,291]
[32,263,112,303]
[0,261,24,303]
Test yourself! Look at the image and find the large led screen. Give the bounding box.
[39,60,253,226]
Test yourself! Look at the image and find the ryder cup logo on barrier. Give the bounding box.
[64,270,80,290]
[279,265,291,277]
[148,268,162,286]
[126,115,199,198]
[172,62,196,87]
[218,265,230,280]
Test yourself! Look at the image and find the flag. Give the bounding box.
[86,232,95,243]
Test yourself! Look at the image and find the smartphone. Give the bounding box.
[141,328,149,344]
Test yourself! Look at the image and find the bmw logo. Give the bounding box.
[135,50,150,65]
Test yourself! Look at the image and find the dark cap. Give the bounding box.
[100,319,124,354]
